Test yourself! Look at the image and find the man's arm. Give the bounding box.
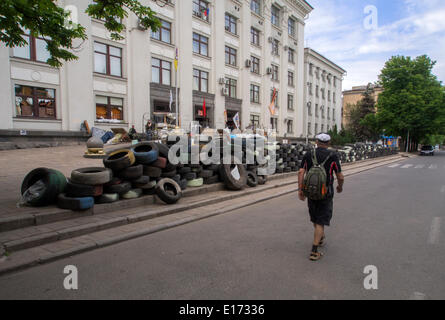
[298,168,306,201]
[335,171,344,193]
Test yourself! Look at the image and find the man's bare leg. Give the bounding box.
[310,224,325,261]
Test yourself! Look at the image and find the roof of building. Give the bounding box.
[304,47,347,74]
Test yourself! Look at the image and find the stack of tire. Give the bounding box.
[59,167,113,210]
[274,143,301,174]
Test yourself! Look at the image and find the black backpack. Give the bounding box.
[302,149,332,200]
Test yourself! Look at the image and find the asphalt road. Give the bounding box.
[0,152,444,300]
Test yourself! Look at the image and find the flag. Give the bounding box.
[203,98,206,117]
[269,88,277,116]
[233,112,240,129]
[169,90,173,111]
[174,48,178,71]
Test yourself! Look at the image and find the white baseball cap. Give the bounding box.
[316,133,331,142]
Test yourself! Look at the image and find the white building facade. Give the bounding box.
[0,0,313,138]
[303,48,346,139]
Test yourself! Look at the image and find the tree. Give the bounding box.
[328,125,356,146]
[346,84,379,142]
[0,0,161,67]
[376,55,445,151]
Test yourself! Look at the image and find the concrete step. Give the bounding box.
[0,178,298,253]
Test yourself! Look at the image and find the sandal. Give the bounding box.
[309,251,324,261]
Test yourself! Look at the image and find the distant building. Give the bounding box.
[303,48,346,139]
[342,84,383,129]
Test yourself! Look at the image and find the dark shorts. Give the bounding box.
[308,197,333,226]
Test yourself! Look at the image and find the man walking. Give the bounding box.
[298,133,345,261]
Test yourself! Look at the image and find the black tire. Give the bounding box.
[203,175,219,185]
[178,166,191,174]
[161,170,177,178]
[164,162,177,172]
[172,174,181,184]
[57,194,94,211]
[71,167,112,186]
[103,149,135,171]
[132,142,159,165]
[117,165,143,180]
[204,164,220,172]
[155,178,182,204]
[95,193,119,204]
[284,167,292,173]
[257,175,268,185]
[179,179,188,190]
[104,181,132,195]
[199,169,214,178]
[246,171,258,187]
[219,164,247,190]
[154,143,170,159]
[66,179,103,197]
[131,175,150,187]
[143,188,157,195]
[104,177,122,187]
[21,168,67,207]
[143,166,162,178]
[184,172,197,181]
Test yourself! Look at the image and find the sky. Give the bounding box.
[304,0,445,90]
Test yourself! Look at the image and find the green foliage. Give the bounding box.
[0,0,160,67]
[376,55,445,147]
[328,125,356,146]
[421,134,445,146]
[346,84,379,142]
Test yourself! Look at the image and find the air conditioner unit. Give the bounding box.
[222,87,229,96]
[284,45,289,51]
[218,77,226,85]
[266,67,273,75]
[245,59,252,68]
[268,37,274,43]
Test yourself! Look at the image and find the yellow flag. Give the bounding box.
[174,59,178,71]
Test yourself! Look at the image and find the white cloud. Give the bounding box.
[305,0,445,89]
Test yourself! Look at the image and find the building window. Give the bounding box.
[270,89,279,107]
[321,124,324,132]
[309,63,313,75]
[315,123,318,134]
[271,6,280,27]
[152,58,171,86]
[321,88,325,99]
[333,108,336,121]
[251,27,260,46]
[308,82,313,96]
[271,39,279,56]
[250,84,260,103]
[96,96,123,121]
[225,78,237,98]
[14,85,56,118]
[251,56,260,74]
[321,106,325,119]
[271,117,278,130]
[193,0,210,22]
[333,76,337,87]
[225,14,237,34]
[316,85,319,97]
[250,114,260,127]
[316,67,320,79]
[94,42,122,77]
[288,48,295,64]
[308,122,312,135]
[287,120,293,133]
[333,92,336,103]
[328,90,331,101]
[315,104,319,117]
[308,103,312,116]
[193,69,208,92]
[225,46,237,66]
[327,107,331,120]
[288,18,295,37]
[287,94,294,110]
[288,71,294,87]
[193,33,209,56]
[13,30,51,63]
[251,0,261,15]
[151,19,171,44]
[271,64,279,81]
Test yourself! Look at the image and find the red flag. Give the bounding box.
[203,98,206,117]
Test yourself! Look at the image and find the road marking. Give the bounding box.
[428,217,441,245]
[388,164,401,168]
[414,164,425,169]
[428,164,437,169]
[409,292,427,300]
[401,164,413,169]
